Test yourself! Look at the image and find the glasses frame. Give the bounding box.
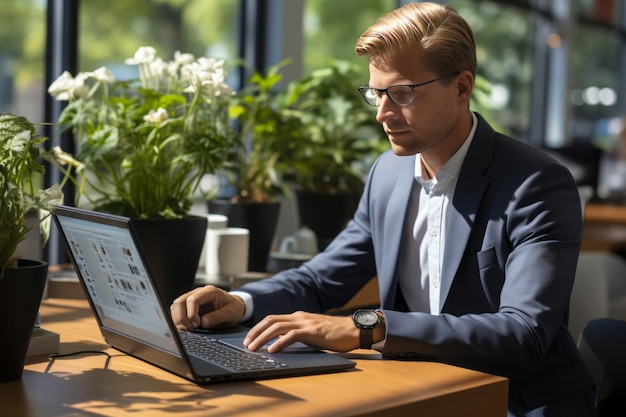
[358,72,460,107]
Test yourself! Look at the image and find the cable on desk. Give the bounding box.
[45,350,112,373]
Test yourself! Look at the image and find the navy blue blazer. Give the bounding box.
[240,113,597,416]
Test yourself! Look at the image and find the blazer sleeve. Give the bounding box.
[235,156,387,322]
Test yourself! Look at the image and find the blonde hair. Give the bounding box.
[355,2,476,77]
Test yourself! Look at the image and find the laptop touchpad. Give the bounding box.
[221,337,319,353]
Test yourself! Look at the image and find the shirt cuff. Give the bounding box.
[229,291,254,323]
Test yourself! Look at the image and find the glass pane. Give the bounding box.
[302,0,396,75]
[577,0,621,25]
[305,0,536,140]
[570,24,619,143]
[446,0,535,140]
[77,0,239,77]
[0,0,46,122]
[569,22,621,200]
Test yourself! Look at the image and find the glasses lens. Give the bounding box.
[387,85,414,106]
[359,88,378,106]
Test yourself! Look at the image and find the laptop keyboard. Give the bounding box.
[180,332,288,372]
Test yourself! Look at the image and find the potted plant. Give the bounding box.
[208,61,295,272]
[278,60,386,248]
[221,60,294,204]
[48,46,237,219]
[0,113,64,381]
[48,46,239,304]
[279,67,498,249]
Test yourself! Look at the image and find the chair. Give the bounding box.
[569,251,626,343]
[577,318,626,416]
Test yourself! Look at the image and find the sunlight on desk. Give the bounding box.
[0,298,508,417]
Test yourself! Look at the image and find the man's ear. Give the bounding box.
[456,70,474,104]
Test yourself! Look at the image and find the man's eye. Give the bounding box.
[390,89,411,101]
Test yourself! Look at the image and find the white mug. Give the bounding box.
[279,236,298,254]
[207,214,228,229]
[294,226,318,255]
[205,227,249,281]
[279,227,318,255]
[197,214,228,269]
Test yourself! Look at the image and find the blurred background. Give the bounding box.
[3,0,626,263]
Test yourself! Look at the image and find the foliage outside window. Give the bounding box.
[444,0,534,139]
[302,0,396,73]
[77,0,239,73]
[0,0,46,120]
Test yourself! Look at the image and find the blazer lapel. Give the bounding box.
[439,114,494,312]
[379,155,416,309]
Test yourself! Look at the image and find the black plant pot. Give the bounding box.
[296,191,359,250]
[207,200,280,272]
[130,216,207,306]
[0,259,48,382]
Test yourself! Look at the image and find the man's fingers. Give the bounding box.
[243,311,358,353]
[170,299,197,331]
[198,292,246,328]
[170,285,218,330]
[199,306,230,328]
[265,330,301,353]
[245,315,298,351]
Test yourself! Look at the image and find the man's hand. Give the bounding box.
[243,311,361,353]
[170,285,246,331]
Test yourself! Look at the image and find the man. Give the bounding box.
[172,3,597,416]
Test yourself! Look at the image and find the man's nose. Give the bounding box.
[376,95,397,123]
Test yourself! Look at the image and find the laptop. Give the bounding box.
[52,205,356,384]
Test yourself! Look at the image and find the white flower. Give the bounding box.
[143,108,169,124]
[165,51,195,80]
[165,60,180,78]
[124,46,157,65]
[148,57,167,80]
[47,71,74,97]
[174,50,195,66]
[182,58,233,102]
[91,66,115,83]
[52,146,85,172]
[47,71,90,101]
[38,183,64,208]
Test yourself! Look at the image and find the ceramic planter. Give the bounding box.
[0,259,48,382]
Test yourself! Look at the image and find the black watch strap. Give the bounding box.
[359,328,374,349]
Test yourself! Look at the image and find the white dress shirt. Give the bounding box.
[398,112,477,314]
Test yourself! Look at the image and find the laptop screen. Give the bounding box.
[55,214,182,357]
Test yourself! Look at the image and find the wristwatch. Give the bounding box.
[352,309,380,349]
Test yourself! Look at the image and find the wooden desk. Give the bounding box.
[582,203,626,252]
[585,203,626,224]
[0,298,508,417]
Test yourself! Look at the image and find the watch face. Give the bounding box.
[355,310,379,327]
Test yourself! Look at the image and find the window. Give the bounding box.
[445,0,535,140]
[570,22,619,142]
[302,0,395,74]
[303,0,538,140]
[0,0,46,123]
[77,0,239,78]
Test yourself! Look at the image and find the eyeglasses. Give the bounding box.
[358,72,460,107]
